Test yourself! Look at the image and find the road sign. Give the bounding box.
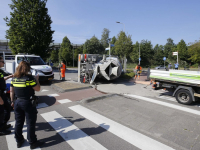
[163,57,166,61]
[110,44,115,47]
[139,58,141,61]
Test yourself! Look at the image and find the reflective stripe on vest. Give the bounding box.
[11,80,36,87]
[61,63,66,70]
[0,73,4,78]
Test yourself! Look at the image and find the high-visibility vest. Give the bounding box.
[60,63,66,78]
[135,66,142,70]
[60,63,66,70]
[135,66,142,73]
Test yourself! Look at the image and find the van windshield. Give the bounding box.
[17,56,46,65]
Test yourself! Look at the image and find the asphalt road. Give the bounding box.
[1,68,200,150]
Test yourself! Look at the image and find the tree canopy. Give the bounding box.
[114,31,132,58]
[100,28,110,49]
[188,40,200,69]
[83,36,104,54]
[59,36,72,65]
[4,0,54,59]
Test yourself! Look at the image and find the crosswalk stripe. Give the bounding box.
[41,89,49,92]
[41,111,107,150]
[125,94,200,115]
[69,105,175,150]
[6,121,41,150]
[57,99,72,104]
[47,94,59,97]
[36,103,49,109]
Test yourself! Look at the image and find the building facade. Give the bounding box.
[0,40,82,55]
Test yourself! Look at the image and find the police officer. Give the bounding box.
[10,61,44,149]
[0,56,13,136]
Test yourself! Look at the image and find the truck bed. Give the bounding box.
[150,70,200,87]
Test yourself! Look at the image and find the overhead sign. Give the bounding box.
[139,58,141,61]
[163,57,166,61]
[173,52,178,55]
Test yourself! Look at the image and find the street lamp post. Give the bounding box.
[116,21,125,33]
[116,21,126,72]
[72,43,74,67]
[139,43,140,65]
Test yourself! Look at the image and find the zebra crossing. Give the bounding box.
[3,88,193,150]
[3,103,175,150]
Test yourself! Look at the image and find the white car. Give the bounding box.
[3,53,54,81]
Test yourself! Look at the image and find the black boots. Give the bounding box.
[17,139,25,148]
[30,141,45,149]
[0,129,11,136]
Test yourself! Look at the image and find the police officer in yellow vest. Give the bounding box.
[10,61,44,149]
[0,56,13,136]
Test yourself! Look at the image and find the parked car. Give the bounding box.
[155,65,166,69]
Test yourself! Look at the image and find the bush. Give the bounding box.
[121,69,135,79]
[191,63,199,68]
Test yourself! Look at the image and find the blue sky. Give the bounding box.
[0,0,199,47]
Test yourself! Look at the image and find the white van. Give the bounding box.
[3,52,54,81]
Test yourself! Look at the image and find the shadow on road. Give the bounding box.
[38,95,56,106]
[35,117,109,148]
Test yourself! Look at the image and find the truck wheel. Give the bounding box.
[175,89,193,105]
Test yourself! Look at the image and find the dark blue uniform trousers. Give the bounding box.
[14,99,37,144]
[0,94,11,130]
[0,105,4,130]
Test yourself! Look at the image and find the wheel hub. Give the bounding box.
[179,93,189,102]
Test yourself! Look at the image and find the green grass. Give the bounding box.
[121,69,135,79]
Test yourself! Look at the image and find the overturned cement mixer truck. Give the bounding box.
[78,54,123,84]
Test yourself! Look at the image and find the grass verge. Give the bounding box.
[120,69,135,79]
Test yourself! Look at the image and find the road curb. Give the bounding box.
[51,82,92,93]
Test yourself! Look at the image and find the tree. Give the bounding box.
[4,0,54,59]
[130,41,139,63]
[114,31,132,58]
[152,44,164,66]
[139,40,154,67]
[50,47,59,63]
[188,40,200,70]
[100,28,110,49]
[177,39,189,62]
[59,36,72,65]
[83,36,104,54]
[74,45,83,66]
[109,36,117,55]
[164,38,176,61]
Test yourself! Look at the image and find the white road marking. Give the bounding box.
[41,111,107,150]
[125,94,200,116]
[41,89,49,92]
[157,95,176,102]
[69,105,175,150]
[6,121,41,150]
[58,99,72,104]
[47,94,59,97]
[36,103,49,109]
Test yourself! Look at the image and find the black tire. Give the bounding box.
[175,89,193,105]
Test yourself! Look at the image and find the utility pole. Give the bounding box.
[139,43,140,65]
